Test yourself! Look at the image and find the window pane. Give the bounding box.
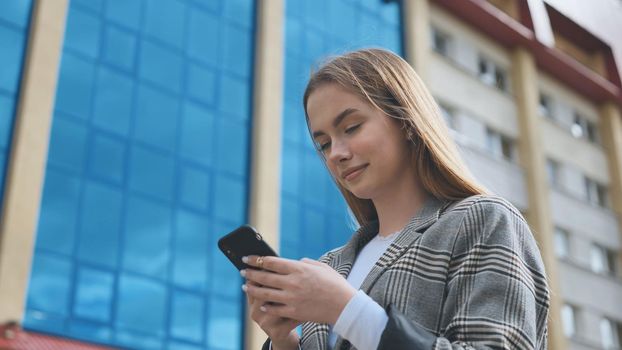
[586,121,600,144]
[562,304,576,337]
[431,27,449,56]
[26,254,72,315]
[539,93,552,118]
[601,318,615,349]
[494,67,507,91]
[478,58,495,86]
[597,183,609,208]
[546,159,560,187]
[73,267,114,322]
[500,136,514,161]
[590,244,607,274]
[171,291,204,342]
[554,227,570,258]
[485,128,499,157]
[116,274,167,336]
[571,114,585,138]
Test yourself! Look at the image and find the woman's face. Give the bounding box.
[306,83,416,200]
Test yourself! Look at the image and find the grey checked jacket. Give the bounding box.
[300,195,549,350]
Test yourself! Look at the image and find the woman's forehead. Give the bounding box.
[307,85,365,117]
[307,91,362,132]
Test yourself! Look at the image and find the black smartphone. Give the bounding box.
[218,225,278,270]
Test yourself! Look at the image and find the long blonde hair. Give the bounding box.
[303,48,487,227]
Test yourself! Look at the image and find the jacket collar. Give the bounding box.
[331,196,449,277]
[308,196,450,350]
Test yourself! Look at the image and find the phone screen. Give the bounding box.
[218,225,278,270]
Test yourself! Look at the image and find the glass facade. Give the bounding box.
[24,1,255,349]
[0,1,33,208]
[280,0,402,259]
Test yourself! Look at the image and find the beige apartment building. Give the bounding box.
[408,1,622,350]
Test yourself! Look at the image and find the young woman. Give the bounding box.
[241,48,549,350]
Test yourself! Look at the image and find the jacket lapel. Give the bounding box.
[331,197,449,350]
[358,197,447,293]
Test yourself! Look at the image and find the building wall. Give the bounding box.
[537,69,622,348]
[427,3,527,210]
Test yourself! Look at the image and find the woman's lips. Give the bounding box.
[344,165,368,181]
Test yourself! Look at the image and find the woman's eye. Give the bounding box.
[345,124,361,134]
[319,142,331,152]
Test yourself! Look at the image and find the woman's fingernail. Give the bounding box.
[240,269,246,277]
[242,256,249,263]
[241,284,247,292]
[260,305,267,312]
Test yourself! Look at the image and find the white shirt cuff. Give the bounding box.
[332,290,388,350]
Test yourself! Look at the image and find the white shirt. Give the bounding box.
[328,231,399,349]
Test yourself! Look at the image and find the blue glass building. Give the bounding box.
[23,1,255,349]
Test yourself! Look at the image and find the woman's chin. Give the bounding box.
[346,186,374,200]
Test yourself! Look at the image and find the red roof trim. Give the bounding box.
[0,322,113,350]
[432,0,622,106]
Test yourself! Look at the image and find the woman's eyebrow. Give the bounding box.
[312,108,359,138]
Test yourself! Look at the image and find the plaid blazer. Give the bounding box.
[300,195,549,350]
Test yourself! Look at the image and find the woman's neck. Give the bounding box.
[373,178,428,237]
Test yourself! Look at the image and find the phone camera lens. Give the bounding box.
[256,233,262,240]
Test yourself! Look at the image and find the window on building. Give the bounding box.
[590,243,617,276]
[494,66,507,91]
[571,112,600,144]
[600,318,622,349]
[485,128,516,162]
[585,119,600,144]
[438,102,456,130]
[546,158,561,188]
[478,55,508,91]
[431,27,451,58]
[562,304,578,337]
[554,227,570,259]
[585,177,608,208]
[539,93,553,119]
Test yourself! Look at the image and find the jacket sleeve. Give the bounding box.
[377,197,550,350]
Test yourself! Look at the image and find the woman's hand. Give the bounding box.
[241,256,357,325]
[245,279,300,349]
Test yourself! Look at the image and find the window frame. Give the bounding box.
[431,26,452,58]
[477,55,508,91]
[553,226,571,259]
[485,127,516,162]
[600,317,622,349]
[584,176,609,208]
[561,303,579,338]
[589,243,617,277]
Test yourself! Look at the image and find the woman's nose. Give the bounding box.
[327,140,352,163]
